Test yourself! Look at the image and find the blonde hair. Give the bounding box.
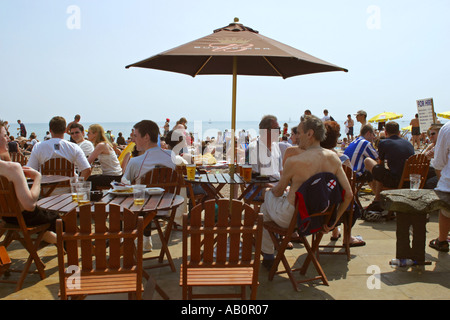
[88,124,112,147]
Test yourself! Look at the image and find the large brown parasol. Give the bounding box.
[126,18,348,174]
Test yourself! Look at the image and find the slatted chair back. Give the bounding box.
[380,153,430,220]
[40,157,75,177]
[9,152,27,166]
[139,166,179,194]
[395,153,430,189]
[0,176,49,291]
[181,198,263,300]
[138,166,181,272]
[56,203,143,300]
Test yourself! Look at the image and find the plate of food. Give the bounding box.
[146,187,165,195]
[109,182,135,195]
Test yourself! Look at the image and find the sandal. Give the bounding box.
[344,236,366,247]
[429,238,449,252]
[331,234,341,241]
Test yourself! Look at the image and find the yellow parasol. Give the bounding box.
[368,112,403,123]
[401,125,412,132]
[437,111,450,119]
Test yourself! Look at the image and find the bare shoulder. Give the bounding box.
[0,161,22,180]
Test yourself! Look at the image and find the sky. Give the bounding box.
[1,0,449,125]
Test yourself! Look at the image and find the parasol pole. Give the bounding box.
[229,56,238,211]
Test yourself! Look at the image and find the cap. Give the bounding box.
[355,110,367,116]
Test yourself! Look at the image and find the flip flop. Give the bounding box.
[345,235,366,247]
[348,240,366,247]
[330,234,341,241]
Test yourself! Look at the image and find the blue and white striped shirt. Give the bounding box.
[343,137,378,176]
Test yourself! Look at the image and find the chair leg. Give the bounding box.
[155,219,176,272]
[267,231,300,292]
[15,231,47,291]
[300,233,329,286]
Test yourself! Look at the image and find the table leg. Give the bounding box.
[396,212,427,263]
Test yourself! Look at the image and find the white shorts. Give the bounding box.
[260,190,296,255]
[261,190,295,228]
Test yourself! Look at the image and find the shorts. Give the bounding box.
[412,127,421,136]
[2,207,59,232]
[261,190,295,228]
[348,127,354,135]
[356,170,373,183]
[372,164,400,188]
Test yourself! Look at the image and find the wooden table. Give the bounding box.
[37,191,184,228]
[28,175,72,197]
[37,190,184,300]
[380,189,450,264]
[185,172,278,202]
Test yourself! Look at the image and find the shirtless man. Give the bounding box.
[260,115,353,268]
[410,113,421,150]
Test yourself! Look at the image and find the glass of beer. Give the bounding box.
[70,177,84,201]
[133,184,146,206]
[241,164,252,182]
[186,164,196,181]
[76,184,91,205]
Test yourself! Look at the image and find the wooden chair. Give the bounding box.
[180,198,263,300]
[318,165,356,261]
[392,153,430,190]
[56,203,144,300]
[9,152,27,166]
[40,157,75,197]
[381,154,430,219]
[0,176,50,291]
[138,166,180,272]
[263,172,343,291]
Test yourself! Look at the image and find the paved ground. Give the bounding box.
[1,193,449,300]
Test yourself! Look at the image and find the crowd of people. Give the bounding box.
[0,108,448,259]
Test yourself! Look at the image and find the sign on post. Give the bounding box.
[416,98,436,133]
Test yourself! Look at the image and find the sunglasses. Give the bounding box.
[430,132,436,136]
[70,131,81,135]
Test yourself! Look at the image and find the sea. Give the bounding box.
[8,119,447,143]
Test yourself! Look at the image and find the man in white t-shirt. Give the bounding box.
[26,116,92,180]
[69,123,94,157]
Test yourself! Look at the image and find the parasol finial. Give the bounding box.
[234,17,239,23]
